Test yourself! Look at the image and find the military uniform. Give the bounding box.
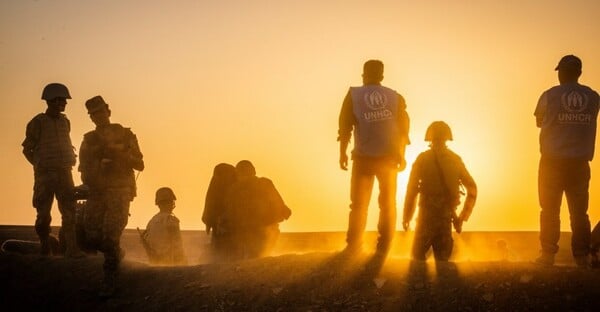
[143,211,186,265]
[221,175,291,260]
[404,145,476,261]
[79,122,144,278]
[22,111,77,254]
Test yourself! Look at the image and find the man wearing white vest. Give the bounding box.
[534,55,600,267]
[338,60,410,255]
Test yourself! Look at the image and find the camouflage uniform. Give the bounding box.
[143,211,186,265]
[404,146,476,261]
[22,111,77,253]
[79,122,144,278]
[221,176,291,260]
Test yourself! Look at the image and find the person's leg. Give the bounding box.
[375,164,397,254]
[565,160,591,263]
[412,221,432,261]
[99,191,130,296]
[432,221,453,261]
[83,196,104,250]
[346,161,374,251]
[56,169,84,258]
[538,158,563,262]
[32,170,55,255]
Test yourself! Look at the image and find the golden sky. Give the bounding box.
[1,0,600,232]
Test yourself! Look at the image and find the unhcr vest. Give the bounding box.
[29,113,76,170]
[536,83,600,160]
[350,85,400,158]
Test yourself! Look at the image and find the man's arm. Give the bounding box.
[22,117,40,165]
[458,162,477,222]
[397,94,410,171]
[126,131,145,171]
[534,92,548,128]
[338,90,354,170]
[402,157,420,230]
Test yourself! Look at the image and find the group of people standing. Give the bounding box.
[337,56,599,267]
[22,90,144,297]
[19,54,599,297]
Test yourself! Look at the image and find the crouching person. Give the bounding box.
[403,121,477,261]
[140,187,187,266]
[221,160,291,260]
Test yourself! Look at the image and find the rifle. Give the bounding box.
[432,150,463,234]
[136,227,157,261]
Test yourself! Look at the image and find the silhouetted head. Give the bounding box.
[42,83,71,101]
[362,60,384,85]
[155,187,176,211]
[214,163,236,179]
[555,54,582,84]
[85,95,111,127]
[42,83,71,116]
[235,160,256,180]
[425,121,453,146]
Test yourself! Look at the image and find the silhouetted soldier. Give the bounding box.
[220,160,291,260]
[403,121,477,261]
[78,95,144,296]
[202,163,237,259]
[21,83,85,258]
[140,187,186,266]
[338,60,410,255]
[534,55,599,267]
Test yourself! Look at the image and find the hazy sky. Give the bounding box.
[1,0,600,232]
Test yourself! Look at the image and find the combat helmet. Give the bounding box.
[425,121,453,142]
[41,83,71,100]
[155,187,176,205]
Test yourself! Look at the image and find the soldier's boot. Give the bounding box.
[99,270,117,298]
[535,252,555,266]
[39,236,51,256]
[591,252,599,268]
[63,226,86,259]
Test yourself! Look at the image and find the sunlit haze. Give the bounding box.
[1,0,600,232]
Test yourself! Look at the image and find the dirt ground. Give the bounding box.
[1,227,600,311]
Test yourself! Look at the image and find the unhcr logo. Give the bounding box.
[559,90,592,124]
[364,90,388,110]
[561,90,588,113]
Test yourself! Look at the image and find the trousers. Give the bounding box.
[538,157,591,257]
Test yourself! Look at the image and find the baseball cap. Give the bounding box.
[555,55,582,71]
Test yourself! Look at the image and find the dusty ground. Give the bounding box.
[1,226,599,311]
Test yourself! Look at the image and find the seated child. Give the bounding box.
[140,187,187,265]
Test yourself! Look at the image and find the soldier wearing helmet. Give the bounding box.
[78,95,145,297]
[337,59,410,256]
[403,121,477,261]
[140,187,186,266]
[21,83,85,258]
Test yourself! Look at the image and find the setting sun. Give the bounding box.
[1,0,600,233]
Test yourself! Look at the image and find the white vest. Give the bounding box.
[351,85,400,157]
